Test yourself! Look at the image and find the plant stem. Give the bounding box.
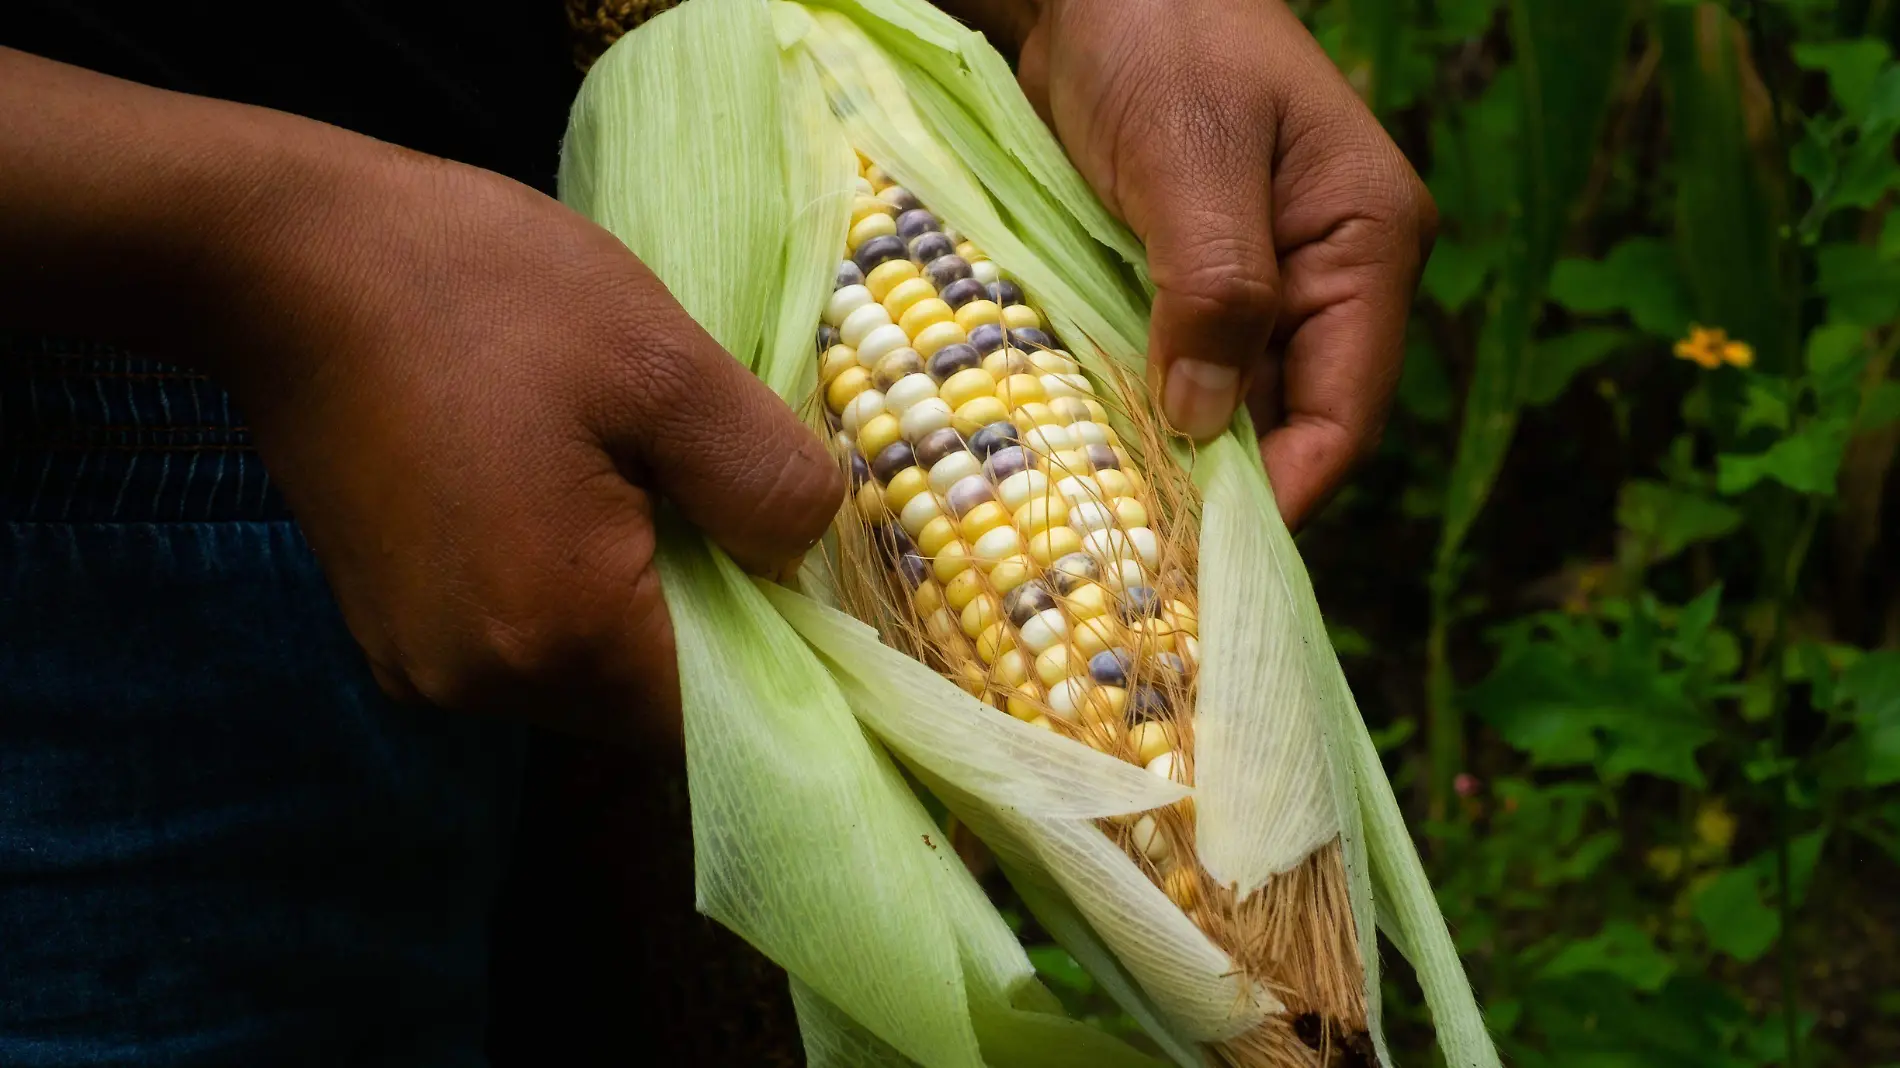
[1762,498,1819,1068]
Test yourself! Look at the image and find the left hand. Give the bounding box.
[946,0,1437,529]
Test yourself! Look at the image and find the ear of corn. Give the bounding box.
[562,1,1498,1066]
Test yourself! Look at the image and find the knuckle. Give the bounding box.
[1167,249,1281,326]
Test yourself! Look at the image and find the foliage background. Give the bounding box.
[1000,1,1900,1064]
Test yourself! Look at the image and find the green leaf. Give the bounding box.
[1791,38,1894,115]
[1615,479,1743,562]
[1027,947,1096,995]
[1737,379,1793,433]
[1805,321,1867,373]
[1397,337,1456,423]
[1836,650,1900,785]
[1692,868,1779,962]
[1715,418,1852,496]
[1421,236,1497,312]
[1526,328,1632,405]
[1548,239,1694,338]
[1817,242,1900,327]
[1538,920,1674,992]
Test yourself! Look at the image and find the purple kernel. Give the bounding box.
[1048,552,1100,594]
[946,475,996,517]
[871,441,916,483]
[854,234,909,273]
[924,254,973,289]
[1089,648,1135,687]
[925,343,981,382]
[915,427,968,469]
[939,277,985,309]
[967,421,1018,460]
[848,450,870,487]
[1150,652,1189,678]
[1004,582,1057,626]
[895,209,939,240]
[898,551,930,587]
[1010,327,1054,350]
[909,232,955,264]
[967,323,1006,355]
[817,324,840,352]
[873,349,925,391]
[986,280,1024,305]
[1127,685,1170,723]
[1084,444,1120,471]
[881,187,922,213]
[836,261,865,289]
[1119,586,1163,622]
[984,445,1034,483]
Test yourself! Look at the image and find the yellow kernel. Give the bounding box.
[977,621,1016,664]
[988,555,1035,594]
[1112,446,1133,469]
[1048,396,1092,424]
[1093,470,1134,499]
[995,373,1046,407]
[1163,867,1200,911]
[1128,617,1177,653]
[917,515,959,556]
[1048,448,1092,478]
[1165,600,1198,637]
[1013,495,1068,536]
[1112,497,1149,529]
[962,594,1004,639]
[943,566,986,612]
[1002,304,1042,330]
[954,241,981,260]
[953,396,1010,434]
[821,344,859,382]
[847,211,898,251]
[864,259,921,302]
[825,367,871,414]
[953,299,1003,332]
[982,347,1034,378]
[883,277,937,319]
[940,367,998,412]
[1066,582,1113,621]
[950,659,987,696]
[912,321,968,359]
[993,649,1031,689]
[850,194,894,225]
[1080,685,1127,729]
[881,464,928,510]
[865,164,895,189]
[1006,685,1045,721]
[1029,715,1058,732]
[923,608,960,646]
[898,297,955,338]
[1084,399,1110,423]
[1010,403,1062,433]
[1029,527,1084,565]
[1129,721,1178,766]
[1073,615,1121,657]
[933,542,973,584]
[855,482,887,520]
[958,500,1011,542]
[1034,644,1074,687]
[912,579,944,617]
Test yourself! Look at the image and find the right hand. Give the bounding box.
[212,148,843,747]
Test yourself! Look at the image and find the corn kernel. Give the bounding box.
[1163,867,1200,911]
[993,649,1031,689]
[1080,684,1127,729]
[952,658,987,696]
[1101,557,1150,593]
[1177,634,1201,669]
[847,211,898,251]
[923,608,960,645]
[962,593,1003,639]
[850,194,894,224]
[982,347,1034,377]
[898,297,955,337]
[883,277,937,319]
[1130,814,1171,865]
[1002,304,1042,330]
[917,515,958,556]
[972,524,1023,568]
[976,621,1016,664]
[855,481,886,520]
[912,321,968,359]
[1013,494,1068,536]
[1005,685,1045,721]
[1011,402,1063,430]
[996,469,1051,511]
[1029,715,1058,732]
[900,397,955,441]
[1066,582,1113,621]
[1048,396,1092,424]
[881,463,928,509]
[821,344,859,382]
[1165,600,1198,637]
[1029,526,1083,565]
[996,373,1046,407]
[1129,721,1177,766]
[912,579,944,617]
[1034,644,1073,687]
[899,487,944,535]
[957,500,1010,542]
[952,396,1009,434]
[1127,617,1177,654]
[954,240,980,261]
[1048,448,1092,478]
[1111,497,1149,529]
[864,258,920,302]
[1046,676,1090,721]
[826,366,871,413]
[1084,399,1110,424]
[944,565,986,612]
[933,542,972,584]
[1073,615,1120,658]
[953,299,1002,332]
[939,367,997,411]
[1094,469,1134,499]
[989,555,1035,594]
[1029,348,1080,375]
[1018,607,1069,655]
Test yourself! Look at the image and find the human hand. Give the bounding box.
[1012,0,1436,528]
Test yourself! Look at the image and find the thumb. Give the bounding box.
[588,295,845,575]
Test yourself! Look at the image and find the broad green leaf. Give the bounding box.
[1817,242,1900,327]
[1715,417,1853,496]
[1805,321,1867,373]
[1692,868,1779,962]
[1616,479,1743,562]
[1538,920,1674,992]
[1548,239,1694,338]
[1836,651,1900,785]
[1421,236,1497,312]
[1792,38,1894,115]
[1526,328,1631,405]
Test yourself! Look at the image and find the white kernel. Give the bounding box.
[1101,558,1149,592]
[972,524,1023,566]
[900,489,944,535]
[1040,373,1085,400]
[1029,349,1080,374]
[824,284,872,327]
[996,468,1051,511]
[833,431,853,452]
[970,260,1001,286]
[1067,500,1115,533]
[840,302,893,348]
[1083,528,1137,563]
[1024,424,1075,454]
[856,323,911,366]
[876,185,915,209]
[1146,750,1185,783]
[1070,421,1111,446]
[884,372,940,415]
[853,176,875,195]
[1019,608,1070,655]
[928,451,983,494]
[900,397,954,441]
[1127,527,1160,569]
[841,390,885,436]
[1047,677,1090,721]
[1054,475,1105,505]
[1131,814,1172,865]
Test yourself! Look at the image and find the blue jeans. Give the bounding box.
[0,337,525,1066]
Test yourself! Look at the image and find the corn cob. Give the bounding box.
[818,155,1365,1068]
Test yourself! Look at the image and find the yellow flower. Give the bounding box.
[1646,845,1684,880]
[1694,800,1737,852]
[1674,324,1754,369]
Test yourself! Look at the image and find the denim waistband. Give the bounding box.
[0,333,290,523]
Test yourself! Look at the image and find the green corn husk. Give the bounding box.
[558,1,1499,1065]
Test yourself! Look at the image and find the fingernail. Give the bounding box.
[1163,359,1240,440]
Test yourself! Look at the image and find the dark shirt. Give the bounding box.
[0,1,582,193]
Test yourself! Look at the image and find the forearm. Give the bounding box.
[0,47,399,367]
